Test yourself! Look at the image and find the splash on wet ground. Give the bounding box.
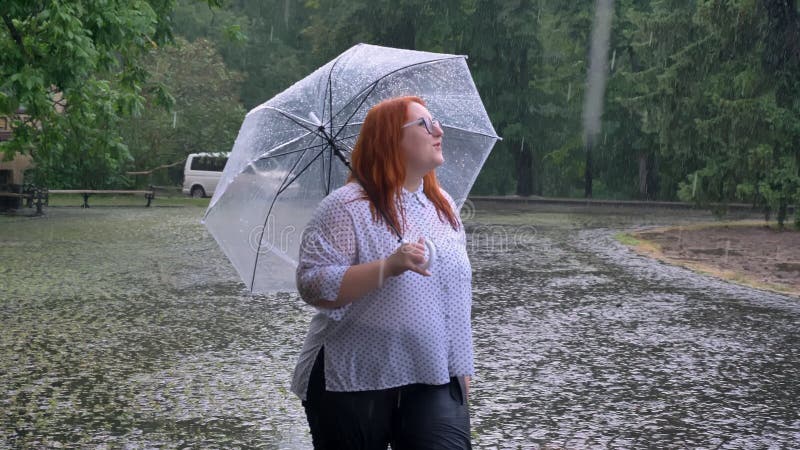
[467,207,800,448]
[1,205,798,448]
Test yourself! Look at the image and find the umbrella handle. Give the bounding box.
[419,238,437,271]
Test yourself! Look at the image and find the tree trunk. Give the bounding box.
[533,149,544,196]
[796,151,800,228]
[584,136,594,198]
[778,199,788,229]
[515,139,533,196]
[648,153,660,200]
[638,153,648,199]
[638,152,660,200]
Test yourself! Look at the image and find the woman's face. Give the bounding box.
[399,102,444,177]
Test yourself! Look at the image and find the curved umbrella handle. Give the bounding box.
[419,237,437,271]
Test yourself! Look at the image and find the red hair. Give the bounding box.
[346,96,460,236]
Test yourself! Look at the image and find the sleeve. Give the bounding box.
[295,194,358,320]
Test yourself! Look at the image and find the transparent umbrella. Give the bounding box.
[202,43,500,293]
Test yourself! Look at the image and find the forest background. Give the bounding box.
[2,0,798,223]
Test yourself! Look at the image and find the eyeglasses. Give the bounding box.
[402,116,442,135]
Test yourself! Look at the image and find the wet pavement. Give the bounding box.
[1,204,798,448]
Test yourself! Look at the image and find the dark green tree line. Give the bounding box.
[0,0,221,188]
[3,0,798,225]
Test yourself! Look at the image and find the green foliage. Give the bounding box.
[3,0,798,212]
[119,37,246,187]
[612,0,800,219]
[470,144,516,195]
[0,0,217,188]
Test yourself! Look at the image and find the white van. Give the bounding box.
[182,152,229,198]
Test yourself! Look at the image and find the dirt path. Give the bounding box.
[625,222,800,297]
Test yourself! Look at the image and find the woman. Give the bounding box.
[292,96,474,449]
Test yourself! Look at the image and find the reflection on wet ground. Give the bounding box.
[1,205,798,448]
[467,205,799,448]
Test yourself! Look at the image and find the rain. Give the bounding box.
[2,0,799,448]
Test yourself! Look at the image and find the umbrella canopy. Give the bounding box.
[203,43,500,293]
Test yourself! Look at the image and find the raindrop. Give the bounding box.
[724,239,730,264]
[538,0,542,23]
[582,0,613,140]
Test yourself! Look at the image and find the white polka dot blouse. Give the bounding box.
[291,181,474,400]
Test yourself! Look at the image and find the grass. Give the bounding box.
[614,231,662,256]
[635,219,798,234]
[767,221,800,232]
[46,193,211,208]
[615,222,799,298]
[613,232,640,247]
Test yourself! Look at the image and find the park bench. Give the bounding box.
[0,184,48,214]
[48,187,155,208]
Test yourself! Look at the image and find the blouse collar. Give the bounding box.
[401,182,428,207]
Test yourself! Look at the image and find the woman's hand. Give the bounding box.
[384,237,431,278]
[324,238,430,308]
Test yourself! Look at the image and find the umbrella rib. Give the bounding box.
[319,135,328,194]
[332,81,380,141]
[329,127,363,146]
[442,124,502,140]
[249,145,325,291]
[321,47,348,128]
[259,105,352,196]
[335,121,365,128]
[330,56,465,135]
[252,131,315,161]
[326,143,333,195]
[328,70,334,142]
[259,106,363,158]
[332,132,360,143]
[275,143,321,195]
[276,147,327,196]
[263,106,321,133]
[204,131,318,219]
[256,142,326,161]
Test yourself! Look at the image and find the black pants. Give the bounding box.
[302,347,472,449]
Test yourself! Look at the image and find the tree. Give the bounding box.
[596,0,674,200]
[529,1,594,197]
[0,0,219,188]
[119,37,246,187]
[613,0,800,224]
[466,0,543,197]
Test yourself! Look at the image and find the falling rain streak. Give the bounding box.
[2,205,799,448]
